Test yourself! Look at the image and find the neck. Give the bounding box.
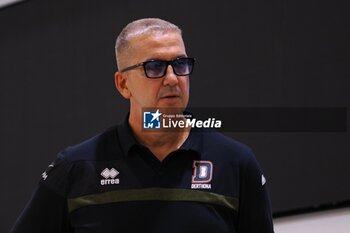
[128,110,190,161]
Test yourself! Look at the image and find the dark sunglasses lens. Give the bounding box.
[173,58,194,75]
[144,61,167,78]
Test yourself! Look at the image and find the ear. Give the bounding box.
[114,71,131,99]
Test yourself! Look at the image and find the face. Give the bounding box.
[116,32,190,117]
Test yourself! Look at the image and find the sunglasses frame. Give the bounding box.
[120,57,195,79]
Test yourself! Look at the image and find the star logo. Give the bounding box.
[150,109,162,122]
[143,109,162,129]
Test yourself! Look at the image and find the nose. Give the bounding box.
[162,64,179,86]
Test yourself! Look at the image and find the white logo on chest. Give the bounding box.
[100,168,120,185]
[191,160,213,189]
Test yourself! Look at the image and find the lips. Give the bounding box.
[160,93,180,98]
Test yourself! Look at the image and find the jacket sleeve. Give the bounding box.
[10,154,73,233]
[10,182,72,233]
[237,150,274,233]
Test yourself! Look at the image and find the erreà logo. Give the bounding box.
[191,161,213,189]
[100,168,120,185]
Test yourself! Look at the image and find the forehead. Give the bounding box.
[128,32,187,61]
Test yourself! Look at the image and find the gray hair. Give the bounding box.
[115,18,182,69]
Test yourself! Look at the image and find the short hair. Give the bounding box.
[115,18,182,69]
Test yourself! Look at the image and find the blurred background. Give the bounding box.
[0,0,349,232]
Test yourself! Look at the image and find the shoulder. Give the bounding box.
[199,132,265,182]
[40,125,121,194]
[203,131,251,151]
[58,125,121,163]
[42,127,121,184]
[194,129,255,164]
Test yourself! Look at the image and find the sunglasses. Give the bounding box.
[119,57,195,79]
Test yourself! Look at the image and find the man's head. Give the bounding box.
[115,18,182,70]
[114,18,193,118]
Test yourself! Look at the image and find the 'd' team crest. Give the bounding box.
[143,109,162,129]
[191,160,213,189]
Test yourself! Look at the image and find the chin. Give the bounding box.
[158,104,186,115]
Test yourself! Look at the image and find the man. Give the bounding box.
[11,18,274,233]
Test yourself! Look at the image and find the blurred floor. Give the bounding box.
[274,207,350,233]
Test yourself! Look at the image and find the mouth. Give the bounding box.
[161,94,180,99]
[159,94,182,105]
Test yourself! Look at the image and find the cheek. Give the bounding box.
[129,79,160,102]
[128,78,145,96]
[180,77,190,93]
